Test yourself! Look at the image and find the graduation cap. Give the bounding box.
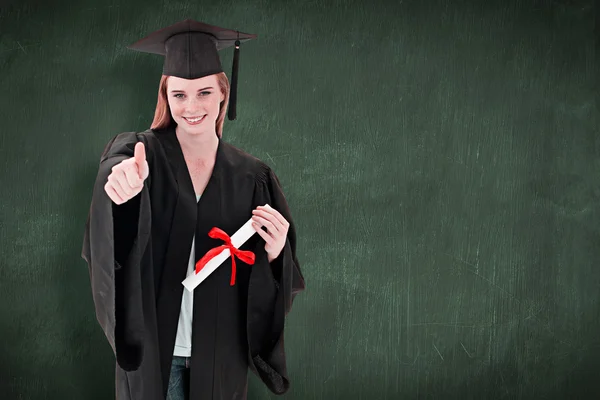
[127,19,257,120]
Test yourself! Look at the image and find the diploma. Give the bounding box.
[182,217,258,292]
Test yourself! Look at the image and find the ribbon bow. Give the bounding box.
[195,227,256,286]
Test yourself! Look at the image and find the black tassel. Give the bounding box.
[228,39,240,121]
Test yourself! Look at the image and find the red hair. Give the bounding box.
[150,72,230,137]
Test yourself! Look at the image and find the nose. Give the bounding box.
[185,97,204,114]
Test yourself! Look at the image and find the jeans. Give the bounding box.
[167,356,190,400]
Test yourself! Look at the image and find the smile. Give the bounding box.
[183,115,206,124]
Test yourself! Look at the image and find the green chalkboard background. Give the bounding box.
[0,0,598,399]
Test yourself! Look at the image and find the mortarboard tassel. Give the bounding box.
[228,39,241,120]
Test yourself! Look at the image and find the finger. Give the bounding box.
[252,215,280,235]
[114,170,135,197]
[252,210,285,232]
[253,222,274,244]
[134,142,146,165]
[123,164,143,188]
[105,182,124,204]
[112,179,130,201]
[134,143,149,180]
[109,172,133,199]
[258,205,288,227]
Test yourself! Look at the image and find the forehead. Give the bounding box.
[167,74,218,90]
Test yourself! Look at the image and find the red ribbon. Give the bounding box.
[195,227,256,286]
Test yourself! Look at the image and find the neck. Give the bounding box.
[175,125,219,160]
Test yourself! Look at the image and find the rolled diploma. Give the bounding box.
[182,217,257,292]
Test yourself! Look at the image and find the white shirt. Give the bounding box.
[173,194,201,357]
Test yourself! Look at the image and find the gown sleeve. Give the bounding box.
[81,131,152,372]
[247,165,306,395]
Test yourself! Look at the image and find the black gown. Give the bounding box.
[81,125,305,400]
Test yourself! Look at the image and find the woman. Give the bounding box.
[81,19,305,400]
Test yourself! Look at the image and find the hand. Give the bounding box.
[251,204,289,263]
[104,142,149,205]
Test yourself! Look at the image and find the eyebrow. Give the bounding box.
[169,87,214,93]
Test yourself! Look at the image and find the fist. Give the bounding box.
[104,142,149,205]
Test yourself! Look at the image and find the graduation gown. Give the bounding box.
[81,125,305,400]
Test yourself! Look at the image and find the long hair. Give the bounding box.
[150,72,230,137]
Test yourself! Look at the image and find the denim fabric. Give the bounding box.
[166,356,190,400]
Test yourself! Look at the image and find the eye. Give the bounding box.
[173,93,185,99]
[199,91,212,96]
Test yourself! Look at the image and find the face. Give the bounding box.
[166,74,225,137]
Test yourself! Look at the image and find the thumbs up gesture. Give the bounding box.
[104,142,149,205]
